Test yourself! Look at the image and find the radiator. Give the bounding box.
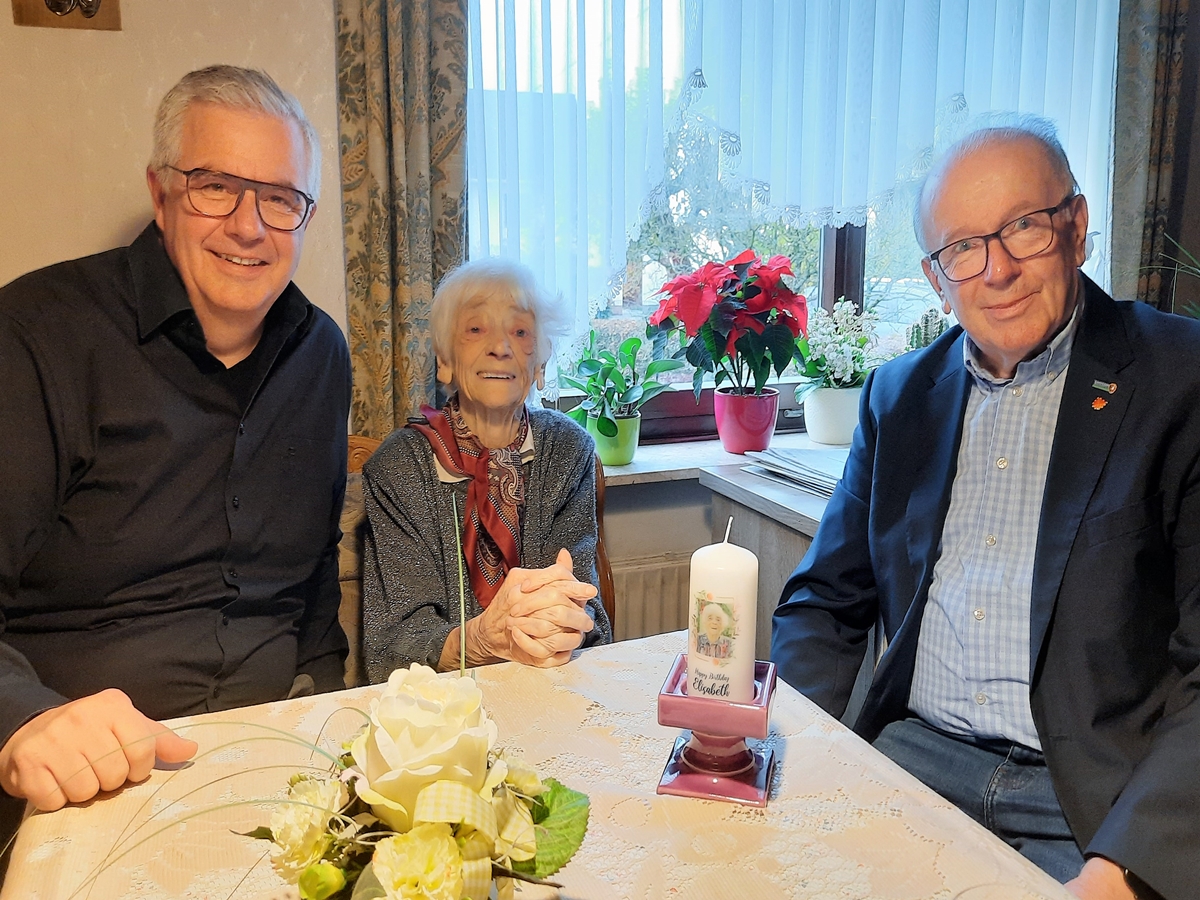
[612,552,692,642]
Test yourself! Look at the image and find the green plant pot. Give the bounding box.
[586,413,641,466]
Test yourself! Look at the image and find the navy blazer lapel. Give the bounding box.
[1029,278,1135,682]
[858,337,969,738]
[905,335,971,598]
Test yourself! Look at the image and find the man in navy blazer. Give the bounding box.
[773,122,1197,900]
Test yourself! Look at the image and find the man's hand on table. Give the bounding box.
[461,549,597,668]
[1065,858,1138,900]
[0,688,198,811]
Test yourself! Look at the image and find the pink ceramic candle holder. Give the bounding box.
[656,652,778,807]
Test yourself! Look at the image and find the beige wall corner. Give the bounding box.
[0,0,348,333]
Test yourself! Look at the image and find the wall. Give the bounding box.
[0,0,347,330]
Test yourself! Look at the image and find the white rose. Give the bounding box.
[269,775,348,881]
[351,664,498,832]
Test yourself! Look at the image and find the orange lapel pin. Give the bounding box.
[1092,397,1108,410]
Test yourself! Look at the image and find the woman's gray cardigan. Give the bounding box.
[361,407,612,682]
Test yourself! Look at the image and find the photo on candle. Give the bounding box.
[693,593,737,661]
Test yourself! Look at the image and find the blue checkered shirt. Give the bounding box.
[908,308,1079,751]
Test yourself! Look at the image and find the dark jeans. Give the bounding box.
[873,717,1085,882]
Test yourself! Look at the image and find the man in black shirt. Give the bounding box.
[0,66,350,822]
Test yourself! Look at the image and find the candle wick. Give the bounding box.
[723,516,734,543]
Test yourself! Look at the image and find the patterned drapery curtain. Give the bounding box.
[335,0,468,439]
[1111,0,1189,305]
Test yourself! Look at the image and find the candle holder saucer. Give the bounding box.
[656,653,777,807]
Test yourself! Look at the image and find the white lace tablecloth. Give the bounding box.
[3,631,1072,899]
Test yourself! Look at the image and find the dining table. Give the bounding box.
[2,631,1073,899]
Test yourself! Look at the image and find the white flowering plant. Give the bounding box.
[794,298,885,398]
[244,665,589,900]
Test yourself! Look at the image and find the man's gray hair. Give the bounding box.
[149,65,321,200]
[913,114,1079,252]
[431,258,570,380]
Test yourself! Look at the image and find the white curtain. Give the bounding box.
[467,0,1119,341]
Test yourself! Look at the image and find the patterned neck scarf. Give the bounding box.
[408,396,528,607]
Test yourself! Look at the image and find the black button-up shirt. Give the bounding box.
[0,224,350,745]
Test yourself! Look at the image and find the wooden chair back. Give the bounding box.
[338,435,382,687]
[594,453,617,634]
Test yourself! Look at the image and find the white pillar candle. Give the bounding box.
[687,519,758,703]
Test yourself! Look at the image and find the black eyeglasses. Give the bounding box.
[168,166,314,232]
[928,194,1077,283]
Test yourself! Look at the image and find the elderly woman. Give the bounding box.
[361,259,612,680]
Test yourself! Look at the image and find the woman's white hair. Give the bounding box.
[149,65,321,201]
[431,258,571,378]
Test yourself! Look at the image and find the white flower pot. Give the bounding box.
[803,386,863,445]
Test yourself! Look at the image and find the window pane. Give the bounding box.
[864,189,941,359]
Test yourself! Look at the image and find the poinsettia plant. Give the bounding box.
[647,249,808,399]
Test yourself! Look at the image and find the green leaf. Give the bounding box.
[349,862,387,900]
[577,358,602,377]
[559,375,588,393]
[566,407,587,427]
[618,336,641,371]
[691,367,705,401]
[618,384,644,406]
[236,826,275,842]
[516,778,589,879]
[608,367,629,393]
[713,369,728,387]
[645,358,685,377]
[764,324,798,379]
[794,379,820,403]
[684,339,713,372]
[700,326,723,365]
[638,382,670,404]
[598,351,619,366]
[593,414,619,437]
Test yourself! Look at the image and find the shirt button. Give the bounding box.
[1047,372,1057,381]
[996,457,1008,469]
[973,608,985,621]
[985,534,997,547]
[221,615,230,626]
[1012,386,1023,397]
[975,692,987,705]
[238,423,246,435]
[229,568,238,579]
[232,496,240,509]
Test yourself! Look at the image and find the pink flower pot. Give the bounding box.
[713,387,779,454]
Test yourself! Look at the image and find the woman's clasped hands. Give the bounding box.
[465,548,597,667]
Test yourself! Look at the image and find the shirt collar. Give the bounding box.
[129,223,193,340]
[433,419,537,483]
[962,291,1082,388]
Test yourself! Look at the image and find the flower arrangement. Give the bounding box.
[795,298,882,398]
[247,664,588,900]
[648,249,808,399]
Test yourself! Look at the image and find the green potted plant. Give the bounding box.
[648,249,808,453]
[562,330,684,465]
[795,299,886,445]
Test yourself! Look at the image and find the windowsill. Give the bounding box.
[602,431,839,487]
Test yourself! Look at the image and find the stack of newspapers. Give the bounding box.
[743,447,849,499]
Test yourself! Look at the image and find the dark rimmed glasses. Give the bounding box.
[928,194,1077,283]
[168,166,314,232]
